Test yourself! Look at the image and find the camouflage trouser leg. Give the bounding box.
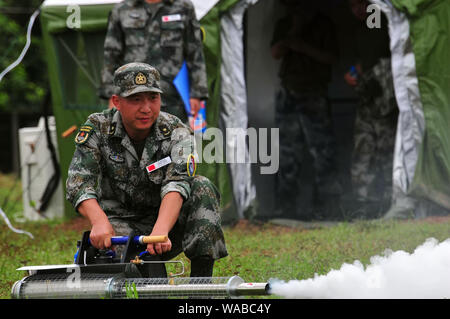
[275,88,305,213]
[351,58,398,204]
[175,175,228,260]
[275,88,340,213]
[351,106,397,202]
[109,175,228,261]
[297,94,340,197]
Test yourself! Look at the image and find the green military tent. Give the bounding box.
[37,0,450,221]
[372,0,450,218]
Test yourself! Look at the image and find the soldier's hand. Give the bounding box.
[78,199,115,249]
[344,71,358,87]
[90,219,115,249]
[146,233,172,255]
[190,98,201,119]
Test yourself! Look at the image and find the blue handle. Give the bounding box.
[75,235,149,263]
[110,236,132,245]
[88,236,142,246]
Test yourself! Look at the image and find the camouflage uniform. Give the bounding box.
[275,89,341,216]
[98,0,209,122]
[351,57,398,206]
[67,63,227,262]
[272,11,341,218]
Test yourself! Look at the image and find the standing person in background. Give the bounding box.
[98,0,208,123]
[271,0,342,220]
[344,0,398,218]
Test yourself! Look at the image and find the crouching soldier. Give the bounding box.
[66,62,228,277]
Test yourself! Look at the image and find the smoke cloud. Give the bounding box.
[270,238,450,299]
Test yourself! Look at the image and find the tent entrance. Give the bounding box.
[244,0,395,220]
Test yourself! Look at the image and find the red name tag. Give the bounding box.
[162,14,181,22]
[146,156,172,173]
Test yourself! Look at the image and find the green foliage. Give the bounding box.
[0,173,23,218]
[0,0,48,113]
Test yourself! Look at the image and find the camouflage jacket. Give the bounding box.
[99,0,209,102]
[355,57,397,118]
[66,108,197,220]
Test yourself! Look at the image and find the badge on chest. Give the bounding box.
[162,14,182,23]
[109,153,125,163]
[146,156,172,173]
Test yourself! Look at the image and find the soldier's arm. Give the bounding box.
[66,127,114,249]
[183,4,209,101]
[148,124,194,255]
[98,8,124,100]
[66,146,101,208]
[288,39,338,64]
[158,124,194,201]
[146,192,183,255]
[78,199,115,249]
[287,17,338,65]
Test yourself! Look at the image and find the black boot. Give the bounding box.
[189,257,215,298]
[190,256,215,278]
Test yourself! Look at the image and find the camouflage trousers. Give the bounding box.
[109,175,228,261]
[275,87,341,212]
[351,58,399,203]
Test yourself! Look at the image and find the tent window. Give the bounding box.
[53,31,105,111]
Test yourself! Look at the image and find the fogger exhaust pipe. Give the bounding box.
[11,275,270,299]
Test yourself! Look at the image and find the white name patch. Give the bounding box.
[146,156,172,173]
[162,14,182,22]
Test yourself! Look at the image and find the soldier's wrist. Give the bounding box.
[78,199,108,225]
[89,211,109,227]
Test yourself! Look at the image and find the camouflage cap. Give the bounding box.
[113,62,163,97]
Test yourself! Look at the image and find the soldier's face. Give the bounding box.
[114,92,161,135]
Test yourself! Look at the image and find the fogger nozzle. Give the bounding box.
[11,274,270,299]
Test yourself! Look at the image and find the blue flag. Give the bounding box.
[173,61,207,133]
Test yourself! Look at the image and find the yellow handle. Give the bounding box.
[141,235,168,244]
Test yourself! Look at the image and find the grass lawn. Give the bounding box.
[1,174,450,299]
[2,215,450,299]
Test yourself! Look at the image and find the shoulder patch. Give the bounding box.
[200,26,206,43]
[187,154,196,177]
[75,125,93,145]
[159,124,172,137]
[108,122,117,135]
